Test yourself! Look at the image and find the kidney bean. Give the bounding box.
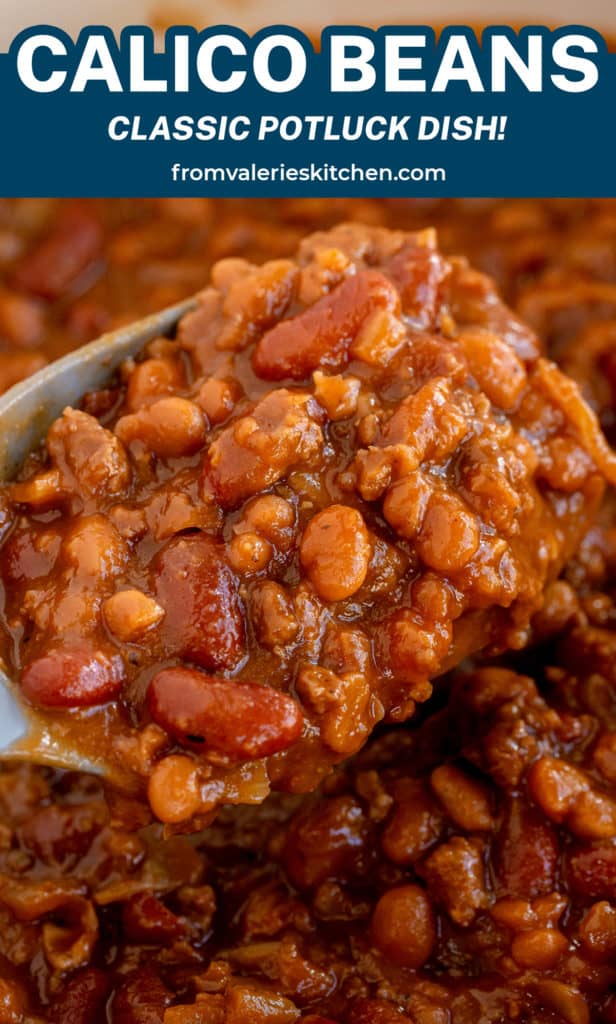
[495,798,559,898]
[21,642,125,708]
[148,667,304,760]
[371,884,436,968]
[11,203,103,300]
[386,235,448,327]
[154,534,245,671]
[252,270,399,380]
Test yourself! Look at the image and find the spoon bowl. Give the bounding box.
[0,297,196,775]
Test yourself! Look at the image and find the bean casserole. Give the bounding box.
[0,198,615,1022]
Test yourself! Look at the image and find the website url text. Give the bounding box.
[170,162,447,184]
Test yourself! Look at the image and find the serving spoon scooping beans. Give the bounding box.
[2,221,616,829]
[0,297,195,782]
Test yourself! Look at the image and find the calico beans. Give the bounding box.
[1,221,615,830]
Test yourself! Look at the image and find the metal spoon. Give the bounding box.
[0,297,195,778]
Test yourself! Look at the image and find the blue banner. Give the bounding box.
[0,24,613,196]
